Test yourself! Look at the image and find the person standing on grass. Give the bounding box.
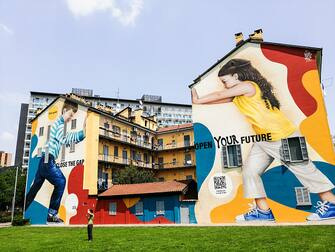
[87,209,94,241]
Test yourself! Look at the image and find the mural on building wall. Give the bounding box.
[24,98,88,224]
[191,42,335,223]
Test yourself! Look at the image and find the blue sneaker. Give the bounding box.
[236,204,275,222]
[307,201,335,221]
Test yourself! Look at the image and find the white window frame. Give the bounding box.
[295,187,312,206]
[109,202,117,215]
[135,201,144,216]
[156,201,165,215]
[281,137,309,163]
[39,127,44,136]
[71,119,76,130]
[221,144,242,168]
[70,142,75,153]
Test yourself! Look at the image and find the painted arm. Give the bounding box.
[191,84,254,104]
[55,128,85,146]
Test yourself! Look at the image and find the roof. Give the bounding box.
[157,123,193,133]
[30,91,191,107]
[99,180,188,197]
[188,39,323,88]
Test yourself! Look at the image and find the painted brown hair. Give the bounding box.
[218,59,280,109]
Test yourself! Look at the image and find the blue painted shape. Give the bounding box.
[26,135,40,193]
[193,123,215,191]
[262,161,335,213]
[129,195,179,223]
[24,201,48,224]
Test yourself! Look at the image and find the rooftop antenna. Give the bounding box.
[116,88,121,111]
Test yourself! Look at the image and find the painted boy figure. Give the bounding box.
[25,100,86,223]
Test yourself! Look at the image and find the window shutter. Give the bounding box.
[221,146,228,169]
[236,144,242,166]
[299,137,309,161]
[281,138,291,162]
[295,187,312,206]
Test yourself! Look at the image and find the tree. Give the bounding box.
[0,167,26,211]
[114,165,158,184]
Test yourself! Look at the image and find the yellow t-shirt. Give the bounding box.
[232,81,296,141]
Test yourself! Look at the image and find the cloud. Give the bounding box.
[0,23,14,35]
[66,0,144,26]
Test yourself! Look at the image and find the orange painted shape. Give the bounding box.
[300,70,335,165]
[48,105,58,121]
[123,197,140,209]
[210,185,252,223]
[31,120,38,135]
[58,205,67,222]
[267,199,309,222]
[210,185,310,223]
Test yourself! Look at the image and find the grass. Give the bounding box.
[1,226,335,251]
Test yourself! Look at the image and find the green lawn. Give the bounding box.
[1,226,335,251]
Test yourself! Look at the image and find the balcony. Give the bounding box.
[154,141,194,151]
[99,128,152,150]
[97,179,108,191]
[98,154,152,169]
[154,159,195,169]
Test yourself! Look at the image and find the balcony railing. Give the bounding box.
[97,179,108,190]
[154,160,195,169]
[98,154,152,168]
[99,128,152,149]
[154,142,194,151]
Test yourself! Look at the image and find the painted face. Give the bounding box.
[63,109,75,123]
[219,74,240,88]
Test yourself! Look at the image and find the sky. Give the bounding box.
[1,0,335,161]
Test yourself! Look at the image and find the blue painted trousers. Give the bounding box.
[25,154,66,216]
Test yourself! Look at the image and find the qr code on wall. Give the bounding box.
[214,176,226,190]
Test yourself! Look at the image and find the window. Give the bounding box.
[145,120,148,127]
[109,202,117,215]
[112,125,121,136]
[70,142,75,153]
[184,154,192,165]
[135,202,143,215]
[172,158,177,165]
[295,187,312,206]
[26,134,31,140]
[186,175,193,180]
[39,127,44,136]
[157,139,163,149]
[158,157,164,168]
[104,122,110,129]
[184,135,190,147]
[71,119,76,129]
[114,146,119,157]
[47,125,51,141]
[156,201,165,215]
[222,144,242,168]
[144,153,149,164]
[281,137,309,162]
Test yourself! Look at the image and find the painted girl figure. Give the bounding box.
[192,58,335,222]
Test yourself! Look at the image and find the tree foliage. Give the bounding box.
[114,165,157,184]
[0,167,26,211]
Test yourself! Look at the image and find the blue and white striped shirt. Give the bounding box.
[48,116,85,159]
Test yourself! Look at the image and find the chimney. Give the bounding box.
[249,29,263,41]
[235,32,244,46]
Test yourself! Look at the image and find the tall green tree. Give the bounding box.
[0,167,26,211]
[115,165,158,184]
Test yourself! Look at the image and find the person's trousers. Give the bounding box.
[87,224,93,241]
[25,154,66,215]
[242,134,334,199]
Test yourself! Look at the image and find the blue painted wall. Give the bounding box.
[262,161,335,213]
[129,195,197,224]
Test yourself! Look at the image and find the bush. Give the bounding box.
[12,216,30,226]
[0,211,11,223]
